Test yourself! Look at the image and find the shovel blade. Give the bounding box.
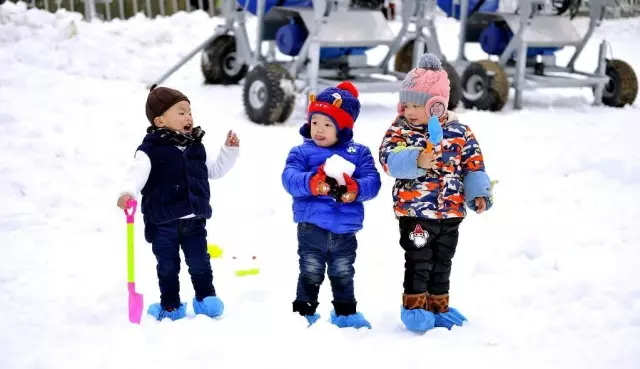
[128,282,144,324]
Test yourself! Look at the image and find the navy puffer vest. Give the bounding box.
[137,132,212,225]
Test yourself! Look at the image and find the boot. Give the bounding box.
[400,293,435,333]
[329,301,371,329]
[428,293,449,313]
[403,292,428,309]
[293,300,321,327]
[428,294,467,330]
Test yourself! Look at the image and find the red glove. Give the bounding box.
[310,164,331,196]
[341,173,359,203]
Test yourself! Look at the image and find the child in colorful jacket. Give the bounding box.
[116,85,239,321]
[378,53,493,333]
[282,82,381,329]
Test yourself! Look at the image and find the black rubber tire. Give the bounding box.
[393,39,417,74]
[460,60,509,111]
[277,95,297,123]
[394,39,461,110]
[351,0,385,9]
[243,63,296,125]
[442,62,461,110]
[598,59,638,108]
[201,35,248,85]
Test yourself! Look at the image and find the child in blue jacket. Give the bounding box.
[281,82,381,329]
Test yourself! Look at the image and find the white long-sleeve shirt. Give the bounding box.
[119,145,239,219]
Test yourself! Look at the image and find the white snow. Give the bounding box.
[1,2,640,369]
[324,154,356,185]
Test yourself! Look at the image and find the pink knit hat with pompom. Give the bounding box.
[397,53,450,118]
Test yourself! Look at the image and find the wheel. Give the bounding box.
[394,39,461,111]
[201,35,248,85]
[393,39,417,74]
[460,60,509,111]
[597,59,638,108]
[351,0,385,10]
[442,62,461,110]
[278,94,297,123]
[242,63,296,125]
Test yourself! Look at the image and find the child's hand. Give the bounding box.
[474,197,487,213]
[225,130,240,147]
[417,149,436,169]
[117,194,134,209]
[310,164,332,196]
[340,173,359,203]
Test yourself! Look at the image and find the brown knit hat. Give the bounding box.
[145,84,190,125]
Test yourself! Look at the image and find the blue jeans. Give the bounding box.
[295,222,358,312]
[149,217,215,310]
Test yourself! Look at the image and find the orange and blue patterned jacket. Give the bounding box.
[378,112,491,219]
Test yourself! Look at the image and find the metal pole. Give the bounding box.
[412,0,426,67]
[147,32,223,88]
[567,0,604,70]
[254,0,266,63]
[456,0,470,62]
[593,40,607,106]
[105,0,112,20]
[307,0,328,95]
[513,1,533,110]
[514,40,527,110]
[378,0,415,71]
[118,0,125,19]
[84,0,96,21]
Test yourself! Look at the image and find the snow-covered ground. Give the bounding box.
[1,2,640,368]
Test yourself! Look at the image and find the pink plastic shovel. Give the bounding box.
[124,199,143,324]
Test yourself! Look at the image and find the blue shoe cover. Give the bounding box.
[147,302,186,321]
[193,296,224,318]
[400,307,435,333]
[330,310,372,329]
[434,307,466,329]
[305,313,321,326]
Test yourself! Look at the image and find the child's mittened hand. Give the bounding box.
[310,164,332,196]
[417,150,436,169]
[117,194,134,209]
[474,197,487,213]
[225,130,240,147]
[340,173,359,203]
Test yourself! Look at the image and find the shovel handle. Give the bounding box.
[124,199,137,224]
[125,199,137,283]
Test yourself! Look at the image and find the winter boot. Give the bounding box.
[193,296,224,318]
[329,301,371,329]
[147,302,187,321]
[293,300,321,327]
[429,294,466,329]
[400,293,435,333]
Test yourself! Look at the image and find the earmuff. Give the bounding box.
[425,96,448,118]
[397,95,448,118]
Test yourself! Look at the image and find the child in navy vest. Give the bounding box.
[117,85,240,321]
[281,82,381,329]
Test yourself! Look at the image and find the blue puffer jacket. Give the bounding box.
[282,139,381,234]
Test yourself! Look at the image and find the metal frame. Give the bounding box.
[149,0,443,95]
[453,0,612,109]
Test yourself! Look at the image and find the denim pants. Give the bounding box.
[295,222,358,306]
[149,217,215,309]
